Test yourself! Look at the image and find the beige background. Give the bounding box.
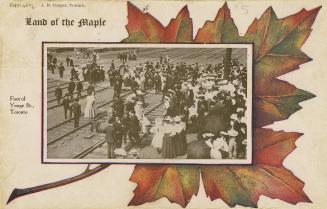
[0,0,326,208]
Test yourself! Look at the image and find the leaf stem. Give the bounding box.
[7,164,110,204]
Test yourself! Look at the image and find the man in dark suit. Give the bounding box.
[113,74,123,98]
[154,73,161,93]
[100,118,114,158]
[61,93,71,119]
[127,111,141,147]
[66,56,70,67]
[76,81,83,98]
[58,63,65,78]
[112,98,124,118]
[54,84,62,105]
[67,79,75,99]
[71,98,81,128]
[112,117,124,149]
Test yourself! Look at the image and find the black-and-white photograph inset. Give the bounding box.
[43,43,253,164]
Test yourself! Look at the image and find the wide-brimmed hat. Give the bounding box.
[220,131,229,136]
[228,129,239,137]
[237,108,244,112]
[174,116,182,123]
[202,133,215,138]
[163,116,173,122]
[136,101,143,106]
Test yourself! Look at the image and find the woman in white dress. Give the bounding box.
[84,91,96,119]
[205,132,229,159]
[150,118,165,153]
[134,101,150,133]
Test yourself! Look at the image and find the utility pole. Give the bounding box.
[224,48,232,80]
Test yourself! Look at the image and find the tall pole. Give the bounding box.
[224,48,232,80]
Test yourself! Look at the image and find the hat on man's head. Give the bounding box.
[202,133,215,138]
[174,116,182,123]
[220,131,229,136]
[228,129,238,137]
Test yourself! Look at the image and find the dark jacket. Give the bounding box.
[55,87,62,98]
[61,98,70,109]
[103,124,114,144]
[70,103,81,116]
[76,82,83,91]
[68,82,76,93]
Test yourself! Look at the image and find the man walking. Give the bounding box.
[54,83,62,105]
[58,63,65,78]
[71,98,81,128]
[68,79,75,99]
[100,118,115,158]
[61,93,71,119]
[112,117,124,149]
[127,111,141,147]
[76,81,83,98]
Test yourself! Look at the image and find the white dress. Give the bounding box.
[206,137,229,159]
[135,105,150,133]
[84,95,96,119]
[150,125,165,148]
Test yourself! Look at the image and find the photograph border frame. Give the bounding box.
[42,42,254,165]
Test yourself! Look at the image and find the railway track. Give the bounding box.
[47,90,133,142]
[47,80,70,90]
[47,84,111,110]
[47,81,89,94]
[74,96,164,159]
[46,93,163,159]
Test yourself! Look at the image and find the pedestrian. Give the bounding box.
[67,79,75,99]
[66,56,70,67]
[112,117,124,148]
[150,118,164,153]
[61,93,71,119]
[127,111,141,147]
[71,98,81,128]
[84,91,96,120]
[76,81,83,98]
[99,118,115,158]
[54,83,62,105]
[58,63,65,78]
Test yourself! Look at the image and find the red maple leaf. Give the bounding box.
[124,2,321,207]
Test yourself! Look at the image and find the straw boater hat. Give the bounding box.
[228,129,239,137]
[164,96,170,100]
[136,101,143,106]
[237,108,245,113]
[202,133,215,138]
[163,116,173,122]
[220,131,229,136]
[174,116,182,123]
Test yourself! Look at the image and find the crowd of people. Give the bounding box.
[48,49,248,160]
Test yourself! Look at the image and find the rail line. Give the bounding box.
[73,97,164,159]
[46,91,133,140]
[47,85,111,110]
[47,81,89,94]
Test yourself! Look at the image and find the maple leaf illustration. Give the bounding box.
[124,2,321,208]
[6,2,321,207]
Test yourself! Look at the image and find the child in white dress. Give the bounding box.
[205,133,229,159]
[150,118,165,152]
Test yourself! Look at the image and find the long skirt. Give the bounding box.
[84,105,95,119]
[174,132,187,156]
[162,134,176,158]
